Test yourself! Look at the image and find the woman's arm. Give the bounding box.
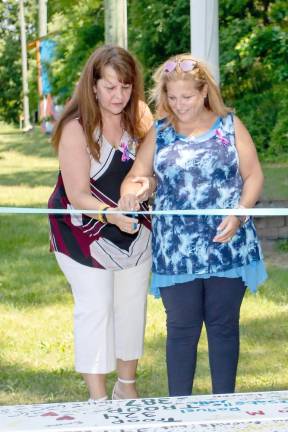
[234,115,264,207]
[119,126,156,210]
[213,115,264,243]
[58,119,99,211]
[138,100,154,135]
[58,119,138,232]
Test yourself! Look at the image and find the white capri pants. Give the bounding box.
[55,252,151,374]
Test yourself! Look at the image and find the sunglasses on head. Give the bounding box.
[163,59,197,73]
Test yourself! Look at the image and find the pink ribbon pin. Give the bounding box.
[215,129,230,145]
[120,140,130,161]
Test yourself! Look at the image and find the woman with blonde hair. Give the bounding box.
[120,53,267,396]
[48,45,153,401]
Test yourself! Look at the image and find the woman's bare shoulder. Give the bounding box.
[60,119,87,149]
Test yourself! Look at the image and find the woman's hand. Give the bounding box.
[106,206,139,234]
[119,177,156,211]
[213,215,240,243]
[133,176,157,202]
[118,194,141,212]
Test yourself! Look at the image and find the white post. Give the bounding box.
[39,0,47,37]
[190,0,219,84]
[104,0,127,49]
[38,0,48,125]
[19,0,32,131]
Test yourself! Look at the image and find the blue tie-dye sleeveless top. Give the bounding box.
[152,113,264,278]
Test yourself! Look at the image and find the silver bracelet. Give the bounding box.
[236,204,249,226]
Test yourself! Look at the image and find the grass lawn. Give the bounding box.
[0,123,288,405]
[261,163,288,201]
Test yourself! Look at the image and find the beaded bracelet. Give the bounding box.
[97,204,110,224]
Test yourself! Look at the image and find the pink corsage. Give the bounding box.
[215,129,230,146]
[120,139,130,162]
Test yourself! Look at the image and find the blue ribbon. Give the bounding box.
[0,207,287,216]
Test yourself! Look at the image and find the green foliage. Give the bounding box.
[0,2,23,123]
[277,240,288,252]
[0,36,22,123]
[48,0,104,103]
[128,0,190,84]
[269,85,288,156]
[0,0,287,159]
[0,0,38,124]
[233,89,278,156]
[219,0,288,159]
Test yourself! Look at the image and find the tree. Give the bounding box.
[0,1,23,123]
[48,0,104,103]
[219,0,288,157]
[128,0,190,88]
[0,0,91,124]
[0,0,38,124]
[1,0,287,159]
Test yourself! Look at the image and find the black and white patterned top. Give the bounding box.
[48,129,151,270]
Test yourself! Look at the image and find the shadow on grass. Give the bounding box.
[0,316,287,404]
[236,312,288,391]
[0,127,55,159]
[0,215,71,308]
[0,338,166,404]
[139,333,168,397]
[0,329,164,403]
[0,131,25,136]
[0,361,86,404]
[143,309,288,397]
[1,170,58,188]
[251,266,288,306]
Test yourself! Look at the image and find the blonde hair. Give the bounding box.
[52,45,147,160]
[150,53,231,123]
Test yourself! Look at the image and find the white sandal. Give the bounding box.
[112,377,136,400]
[88,395,108,403]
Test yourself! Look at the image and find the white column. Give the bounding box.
[38,0,47,123]
[190,0,219,83]
[104,0,127,49]
[39,0,47,37]
[19,0,32,131]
